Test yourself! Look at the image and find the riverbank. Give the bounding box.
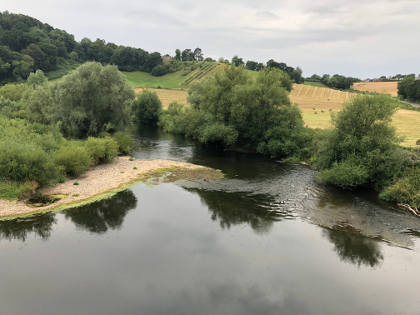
[0,156,222,219]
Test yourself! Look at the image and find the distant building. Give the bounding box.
[162,54,173,62]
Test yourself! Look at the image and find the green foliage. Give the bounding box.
[113,131,134,154]
[132,90,162,126]
[0,11,167,83]
[52,62,135,138]
[0,83,25,101]
[315,95,406,189]
[54,141,91,177]
[151,64,171,76]
[0,181,33,200]
[317,74,360,90]
[0,140,59,186]
[85,137,119,165]
[398,75,420,102]
[161,66,310,159]
[199,123,238,146]
[380,167,420,208]
[318,160,370,188]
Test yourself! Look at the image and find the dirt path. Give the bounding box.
[0,157,220,219]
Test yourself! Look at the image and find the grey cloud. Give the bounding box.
[2,0,420,78]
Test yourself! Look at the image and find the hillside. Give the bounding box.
[352,81,399,97]
[123,62,224,89]
[0,11,164,84]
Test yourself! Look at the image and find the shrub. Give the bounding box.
[85,137,119,165]
[0,141,58,186]
[318,159,370,188]
[52,62,135,138]
[54,142,91,177]
[314,95,404,190]
[151,64,170,76]
[0,181,33,200]
[113,131,134,155]
[380,167,420,208]
[132,90,162,127]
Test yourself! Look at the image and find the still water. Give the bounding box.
[1,130,420,315]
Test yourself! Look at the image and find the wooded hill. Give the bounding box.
[0,11,164,84]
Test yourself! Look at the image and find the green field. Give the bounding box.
[123,62,222,89]
[303,80,327,87]
[123,71,188,89]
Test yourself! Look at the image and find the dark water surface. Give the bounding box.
[1,130,420,315]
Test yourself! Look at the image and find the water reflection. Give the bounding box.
[186,188,283,233]
[0,213,56,242]
[323,225,384,267]
[64,190,137,234]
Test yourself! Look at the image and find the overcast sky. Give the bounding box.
[3,0,420,78]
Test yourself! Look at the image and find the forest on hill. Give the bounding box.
[0,11,164,83]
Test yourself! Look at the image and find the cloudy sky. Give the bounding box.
[3,0,420,78]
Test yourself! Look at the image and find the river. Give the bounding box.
[1,130,419,315]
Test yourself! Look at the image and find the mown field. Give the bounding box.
[352,81,399,97]
[123,62,223,89]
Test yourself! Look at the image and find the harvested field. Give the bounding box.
[352,81,399,97]
[135,87,189,108]
[290,84,353,110]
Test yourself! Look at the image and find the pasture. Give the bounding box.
[123,62,223,89]
[352,81,399,97]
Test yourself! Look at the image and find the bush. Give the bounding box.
[132,90,162,126]
[85,137,119,165]
[52,62,135,138]
[113,131,134,155]
[319,160,370,188]
[54,142,91,177]
[151,64,170,76]
[314,95,404,190]
[380,167,420,208]
[0,141,58,186]
[0,181,33,200]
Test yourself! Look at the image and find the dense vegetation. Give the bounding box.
[307,74,360,90]
[0,62,137,200]
[159,66,419,214]
[398,75,420,102]
[0,11,165,83]
[314,95,409,190]
[160,66,310,159]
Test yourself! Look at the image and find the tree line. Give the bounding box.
[398,75,420,102]
[0,11,164,83]
[307,74,361,90]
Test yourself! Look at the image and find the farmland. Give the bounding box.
[123,62,223,89]
[352,81,399,97]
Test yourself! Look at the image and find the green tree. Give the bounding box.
[175,49,181,61]
[132,90,162,126]
[52,62,135,138]
[315,95,406,189]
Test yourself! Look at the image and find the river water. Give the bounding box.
[1,130,419,315]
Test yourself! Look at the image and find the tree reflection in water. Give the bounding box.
[64,190,137,234]
[186,188,283,234]
[0,213,56,242]
[324,225,384,268]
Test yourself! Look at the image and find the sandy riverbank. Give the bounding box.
[0,157,222,219]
